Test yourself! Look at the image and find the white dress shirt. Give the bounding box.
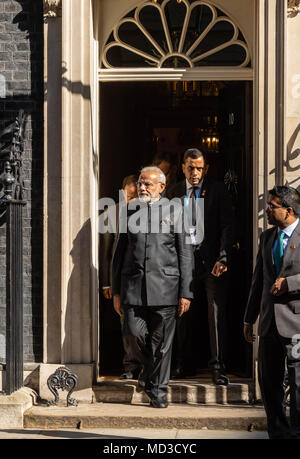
[273,218,299,254]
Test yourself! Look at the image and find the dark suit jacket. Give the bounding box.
[166,177,234,273]
[244,222,300,338]
[112,197,194,306]
[99,202,121,288]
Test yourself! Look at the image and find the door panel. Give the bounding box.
[219,82,253,376]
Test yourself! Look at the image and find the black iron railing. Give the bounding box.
[0,110,26,394]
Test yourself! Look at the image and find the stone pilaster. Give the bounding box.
[43,0,99,376]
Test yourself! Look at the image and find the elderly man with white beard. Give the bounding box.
[112,166,194,408]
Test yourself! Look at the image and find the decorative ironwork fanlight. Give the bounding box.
[101,0,251,69]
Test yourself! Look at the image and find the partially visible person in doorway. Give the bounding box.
[244,185,300,439]
[167,148,233,385]
[152,151,178,192]
[100,174,142,380]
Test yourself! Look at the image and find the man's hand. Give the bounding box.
[270,278,288,297]
[178,298,191,317]
[102,287,112,300]
[113,294,123,317]
[211,261,228,277]
[244,324,256,343]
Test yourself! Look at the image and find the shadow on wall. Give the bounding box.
[286,123,300,193]
[43,12,98,179]
[62,219,97,364]
[59,64,98,180]
[257,123,300,225]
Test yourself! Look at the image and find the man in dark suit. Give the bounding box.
[167,148,233,385]
[112,166,194,408]
[244,185,300,439]
[100,174,141,379]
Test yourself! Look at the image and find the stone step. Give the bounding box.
[23,403,266,431]
[92,379,252,405]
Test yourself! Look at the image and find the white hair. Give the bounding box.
[140,166,166,184]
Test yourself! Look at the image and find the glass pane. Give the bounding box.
[139,5,168,54]
[106,46,156,68]
[190,20,235,59]
[124,9,135,19]
[162,56,191,68]
[164,0,187,50]
[215,7,226,17]
[194,44,247,66]
[184,4,213,54]
[118,21,161,59]
[106,32,114,46]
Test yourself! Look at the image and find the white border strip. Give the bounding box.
[98,67,254,82]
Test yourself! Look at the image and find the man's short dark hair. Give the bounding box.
[182,148,207,164]
[269,185,300,217]
[122,174,137,189]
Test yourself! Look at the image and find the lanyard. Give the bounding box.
[184,186,203,231]
[184,185,202,211]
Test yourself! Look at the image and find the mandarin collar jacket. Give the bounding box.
[112,197,194,306]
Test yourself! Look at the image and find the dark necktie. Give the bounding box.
[191,187,198,226]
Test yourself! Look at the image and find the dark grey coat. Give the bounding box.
[244,222,300,338]
[112,197,194,306]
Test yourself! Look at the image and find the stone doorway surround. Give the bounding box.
[18,0,296,405]
[95,0,289,401]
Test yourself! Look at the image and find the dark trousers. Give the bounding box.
[205,273,229,370]
[120,315,141,374]
[174,263,229,373]
[123,305,177,399]
[258,323,300,439]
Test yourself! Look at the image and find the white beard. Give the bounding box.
[138,193,151,202]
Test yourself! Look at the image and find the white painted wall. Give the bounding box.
[286,12,300,190]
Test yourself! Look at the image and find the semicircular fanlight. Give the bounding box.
[101,0,251,69]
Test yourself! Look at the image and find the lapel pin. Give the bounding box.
[201,190,206,197]
[291,245,296,249]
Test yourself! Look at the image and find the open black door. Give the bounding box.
[219,82,253,377]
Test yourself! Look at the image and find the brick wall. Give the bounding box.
[0,0,43,362]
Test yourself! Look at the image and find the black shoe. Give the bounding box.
[212,370,229,386]
[143,388,169,408]
[150,398,169,409]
